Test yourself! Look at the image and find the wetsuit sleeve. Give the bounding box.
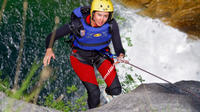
[111,19,125,56]
[45,23,72,49]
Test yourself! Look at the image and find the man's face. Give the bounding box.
[93,11,109,27]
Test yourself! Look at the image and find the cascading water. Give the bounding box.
[113,1,200,83]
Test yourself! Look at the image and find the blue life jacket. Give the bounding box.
[71,7,112,51]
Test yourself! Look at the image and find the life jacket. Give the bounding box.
[70,7,112,51]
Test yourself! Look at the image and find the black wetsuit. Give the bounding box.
[45,7,125,109]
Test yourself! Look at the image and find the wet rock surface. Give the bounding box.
[0,92,61,112]
[87,80,200,112]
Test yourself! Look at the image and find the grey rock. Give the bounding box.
[87,80,200,112]
[0,92,61,112]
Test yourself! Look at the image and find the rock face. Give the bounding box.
[87,81,200,112]
[0,92,61,112]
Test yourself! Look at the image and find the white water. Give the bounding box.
[113,1,200,83]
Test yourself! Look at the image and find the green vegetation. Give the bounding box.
[125,37,133,47]
[0,61,44,112]
[114,13,127,25]
[0,62,88,112]
[44,85,87,112]
[97,77,106,86]
[66,85,78,94]
[0,71,10,95]
[121,73,145,93]
[115,15,126,22]
[135,73,145,83]
[11,61,42,99]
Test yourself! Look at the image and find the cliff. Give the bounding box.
[87,80,200,112]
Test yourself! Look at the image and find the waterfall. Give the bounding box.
[113,1,200,83]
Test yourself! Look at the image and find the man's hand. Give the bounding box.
[117,53,124,62]
[43,48,55,66]
[117,53,129,64]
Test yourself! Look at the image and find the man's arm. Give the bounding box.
[45,23,72,49]
[111,19,125,57]
[43,23,72,66]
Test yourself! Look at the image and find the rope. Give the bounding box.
[98,50,200,100]
[122,60,200,100]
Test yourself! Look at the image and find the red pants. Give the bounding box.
[69,48,121,109]
[70,55,116,87]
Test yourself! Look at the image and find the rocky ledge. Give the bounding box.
[0,92,61,112]
[87,80,200,112]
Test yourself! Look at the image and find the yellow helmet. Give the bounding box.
[90,0,114,20]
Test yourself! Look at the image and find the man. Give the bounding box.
[43,0,125,109]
